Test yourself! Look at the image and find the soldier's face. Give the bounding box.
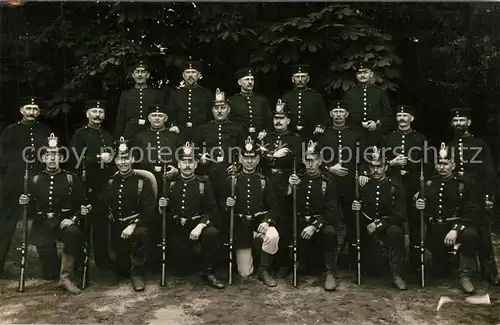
[356,69,373,83]
[436,160,455,177]
[292,73,309,87]
[213,103,230,121]
[273,116,289,131]
[182,69,201,86]
[115,156,133,172]
[304,154,321,174]
[396,113,414,127]
[42,152,61,170]
[238,76,254,92]
[369,164,387,180]
[239,155,260,172]
[451,117,470,131]
[86,108,105,124]
[20,105,41,121]
[132,68,150,85]
[148,112,167,128]
[330,109,348,125]
[178,158,197,177]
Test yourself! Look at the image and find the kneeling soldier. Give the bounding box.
[287,141,340,291]
[158,142,225,289]
[352,146,407,290]
[102,137,156,291]
[225,137,280,287]
[415,142,481,293]
[19,133,86,294]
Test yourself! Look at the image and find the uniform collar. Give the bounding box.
[181,174,196,182]
[214,119,229,125]
[240,91,253,97]
[305,171,321,179]
[44,168,62,176]
[184,84,199,90]
[373,176,388,184]
[87,122,101,130]
[331,124,347,131]
[134,84,148,90]
[150,126,166,132]
[294,86,308,92]
[20,119,37,125]
[274,129,289,136]
[397,128,413,135]
[118,169,134,178]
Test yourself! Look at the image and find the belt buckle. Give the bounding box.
[46,212,54,219]
[304,216,311,222]
[400,170,408,176]
[154,166,162,172]
[296,125,303,131]
[458,171,464,176]
[180,218,187,226]
[186,122,193,128]
[138,119,146,125]
[249,127,256,133]
[216,156,224,162]
[246,215,253,221]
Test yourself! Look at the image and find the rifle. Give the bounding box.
[228,162,237,285]
[160,163,168,287]
[17,161,29,292]
[354,155,362,286]
[419,159,425,288]
[291,157,298,288]
[81,159,90,289]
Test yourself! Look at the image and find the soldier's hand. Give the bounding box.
[444,230,458,246]
[100,152,113,163]
[159,197,168,208]
[165,166,179,178]
[289,174,300,186]
[121,223,137,239]
[81,204,92,216]
[301,225,316,239]
[313,126,324,134]
[352,200,361,211]
[358,176,369,186]
[189,223,205,241]
[257,131,267,141]
[60,218,74,230]
[390,155,407,166]
[365,120,377,131]
[200,153,211,164]
[257,221,269,234]
[329,163,348,177]
[19,194,29,205]
[226,197,236,207]
[273,148,291,158]
[169,126,180,134]
[486,199,494,210]
[366,222,376,234]
[415,198,426,210]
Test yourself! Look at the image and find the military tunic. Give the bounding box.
[168,86,213,140]
[281,87,329,140]
[114,87,165,139]
[228,92,272,136]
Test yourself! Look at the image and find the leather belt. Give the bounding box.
[37,208,71,220]
[271,168,283,174]
[236,210,268,221]
[249,127,256,133]
[154,165,163,172]
[173,214,202,226]
[302,214,320,223]
[296,125,303,131]
[186,122,193,128]
[430,217,460,224]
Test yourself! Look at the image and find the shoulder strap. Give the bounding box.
[199,180,205,195]
[138,178,143,196]
[260,178,265,191]
[66,173,73,195]
[32,174,39,185]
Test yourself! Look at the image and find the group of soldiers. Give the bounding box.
[0,59,498,296]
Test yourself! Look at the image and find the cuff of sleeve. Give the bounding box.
[71,216,80,223]
[265,218,274,226]
[200,215,210,225]
[312,220,323,231]
[129,218,140,225]
[374,219,385,229]
[452,224,466,232]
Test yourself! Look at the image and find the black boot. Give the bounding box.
[258,251,277,287]
[58,252,82,295]
[389,248,406,290]
[459,254,475,293]
[324,251,337,291]
[201,268,225,289]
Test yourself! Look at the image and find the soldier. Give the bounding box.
[99,137,156,291]
[258,99,301,276]
[318,100,367,270]
[287,140,340,291]
[19,133,86,294]
[342,62,393,146]
[448,107,498,284]
[158,142,225,289]
[0,96,52,277]
[228,68,272,139]
[69,100,115,270]
[114,60,166,139]
[168,61,213,141]
[225,137,280,287]
[193,88,246,210]
[281,64,329,141]
[384,105,428,273]
[130,103,182,270]
[351,146,407,290]
[415,142,481,293]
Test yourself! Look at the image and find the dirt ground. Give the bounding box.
[1,222,499,325]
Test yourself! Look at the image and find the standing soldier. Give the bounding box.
[258,99,302,276]
[384,105,427,273]
[287,141,341,291]
[281,64,329,141]
[225,137,280,287]
[0,97,52,277]
[448,107,498,284]
[342,62,393,146]
[130,104,182,270]
[351,146,407,290]
[102,137,156,291]
[415,142,481,293]
[70,100,115,270]
[318,100,367,270]
[158,142,225,288]
[228,68,272,140]
[168,61,212,141]
[19,133,86,294]
[114,60,166,139]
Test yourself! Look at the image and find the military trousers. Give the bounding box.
[110,222,148,278]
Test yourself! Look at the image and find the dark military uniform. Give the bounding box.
[70,100,115,269]
[0,97,52,274]
[384,105,428,271]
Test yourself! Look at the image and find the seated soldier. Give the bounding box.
[415,142,481,293]
[19,133,86,294]
[158,142,225,289]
